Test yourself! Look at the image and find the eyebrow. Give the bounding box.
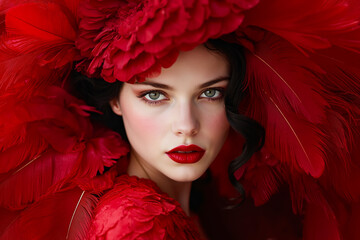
[135,76,229,90]
[199,77,229,88]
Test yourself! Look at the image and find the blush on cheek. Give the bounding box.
[202,112,229,148]
[209,112,229,130]
[124,108,162,137]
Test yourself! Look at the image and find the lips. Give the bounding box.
[166,144,205,164]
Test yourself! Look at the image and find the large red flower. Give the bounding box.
[76,0,258,83]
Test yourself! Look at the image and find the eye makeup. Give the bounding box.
[198,87,225,102]
[136,86,226,106]
[137,90,169,105]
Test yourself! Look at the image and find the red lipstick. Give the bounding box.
[166,144,205,164]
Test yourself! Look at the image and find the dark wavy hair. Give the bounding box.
[70,39,265,199]
[205,39,265,199]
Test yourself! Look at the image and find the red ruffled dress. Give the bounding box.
[87,175,202,240]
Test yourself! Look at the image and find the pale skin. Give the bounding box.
[110,45,230,215]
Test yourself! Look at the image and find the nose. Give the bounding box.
[172,101,200,137]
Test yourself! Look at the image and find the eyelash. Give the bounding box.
[137,88,225,105]
[199,87,225,101]
[138,90,168,105]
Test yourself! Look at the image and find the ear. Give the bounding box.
[109,98,122,116]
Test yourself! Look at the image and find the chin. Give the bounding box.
[166,166,208,183]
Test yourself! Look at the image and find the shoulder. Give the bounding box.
[87,175,201,240]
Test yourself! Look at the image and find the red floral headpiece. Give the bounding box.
[76,0,258,83]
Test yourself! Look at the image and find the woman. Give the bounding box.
[71,40,263,238]
[1,0,360,239]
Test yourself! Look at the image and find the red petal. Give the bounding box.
[137,10,165,43]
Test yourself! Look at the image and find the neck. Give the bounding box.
[156,177,192,215]
[127,154,192,215]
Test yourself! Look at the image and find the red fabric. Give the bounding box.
[87,174,202,240]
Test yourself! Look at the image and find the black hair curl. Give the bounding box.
[206,39,265,201]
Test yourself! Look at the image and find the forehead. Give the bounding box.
[145,45,229,86]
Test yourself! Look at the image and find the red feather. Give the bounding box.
[265,99,325,177]
[303,203,341,240]
[0,86,128,210]
[1,188,98,240]
[74,163,121,193]
[244,32,328,122]
[311,47,360,114]
[236,22,360,239]
[0,207,20,235]
[63,0,82,19]
[318,112,360,202]
[5,3,76,42]
[240,148,284,206]
[243,31,327,177]
[0,50,65,100]
[0,130,47,174]
[0,1,80,99]
[343,204,360,239]
[242,0,360,52]
[308,46,360,202]
[285,172,331,216]
[0,149,79,210]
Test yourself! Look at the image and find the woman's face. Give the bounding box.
[111,45,230,182]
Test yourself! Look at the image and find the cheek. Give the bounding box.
[121,105,164,143]
[203,108,230,140]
